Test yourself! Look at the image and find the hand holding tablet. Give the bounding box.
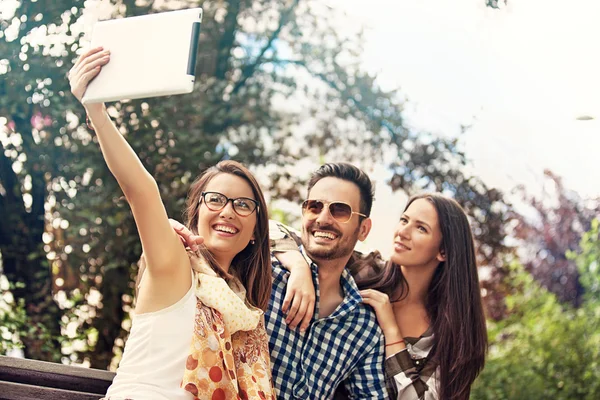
[79,8,202,104]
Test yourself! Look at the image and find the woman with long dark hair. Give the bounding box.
[69,47,274,400]
[359,193,487,399]
[271,192,487,399]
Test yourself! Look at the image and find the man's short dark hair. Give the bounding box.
[307,163,375,217]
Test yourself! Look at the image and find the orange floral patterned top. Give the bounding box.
[181,255,275,400]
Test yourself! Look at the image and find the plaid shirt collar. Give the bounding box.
[266,246,388,399]
[298,245,364,320]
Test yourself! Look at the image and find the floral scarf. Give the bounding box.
[181,254,275,400]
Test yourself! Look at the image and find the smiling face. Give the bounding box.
[391,198,445,268]
[301,177,370,262]
[196,173,257,268]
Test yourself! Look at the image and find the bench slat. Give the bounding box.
[0,356,114,395]
[0,381,103,400]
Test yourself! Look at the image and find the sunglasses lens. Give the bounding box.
[303,200,324,217]
[329,202,352,222]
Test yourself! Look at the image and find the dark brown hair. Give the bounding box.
[182,160,271,311]
[136,161,271,311]
[307,162,375,217]
[352,193,488,400]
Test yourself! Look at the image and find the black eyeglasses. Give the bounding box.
[301,199,366,223]
[200,192,259,217]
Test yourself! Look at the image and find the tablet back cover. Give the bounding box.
[82,8,202,104]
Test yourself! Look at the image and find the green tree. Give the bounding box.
[486,0,507,9]
[0,0,76,361]
[510,170,600,306]
[0,279,27,355]
[569,218,600,305]
[472,220,600,399]
[1,0,511,367]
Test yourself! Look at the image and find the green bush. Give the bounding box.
[0,279,26,354]
[472,219,600,400]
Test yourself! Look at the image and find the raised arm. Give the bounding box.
[68,47,191,312]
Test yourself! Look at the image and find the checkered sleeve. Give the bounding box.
[343,328,390,399]
[384,349,439,399]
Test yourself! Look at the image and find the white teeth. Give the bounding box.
[214,225,237,234]
[314,231,336,240]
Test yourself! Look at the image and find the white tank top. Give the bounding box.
[105,281,196,400]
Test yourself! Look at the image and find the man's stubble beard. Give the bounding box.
[302,225,361,262]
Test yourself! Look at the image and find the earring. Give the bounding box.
[250,240,255,245]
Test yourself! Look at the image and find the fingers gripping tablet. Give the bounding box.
[82,8,203,104]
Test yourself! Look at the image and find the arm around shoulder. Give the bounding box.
[269,219,302,252]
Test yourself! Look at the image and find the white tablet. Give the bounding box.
[82,8,203,104]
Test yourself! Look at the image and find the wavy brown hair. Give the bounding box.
[136,161,271,311]
[182,160,271,311]
[352,193,488,400]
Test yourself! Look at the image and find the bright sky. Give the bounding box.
[2,0,598,258]
[336,0,600,256]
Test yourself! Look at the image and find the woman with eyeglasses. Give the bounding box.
[69,47,274,400]
[273,194,488,400]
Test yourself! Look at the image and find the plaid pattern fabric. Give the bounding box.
[265,250,388,399]
[384,331,438,399]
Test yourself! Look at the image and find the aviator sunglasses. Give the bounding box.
[301,199,366,223]
[200,191,259,217]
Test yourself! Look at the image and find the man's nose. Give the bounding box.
[315,204,334,224]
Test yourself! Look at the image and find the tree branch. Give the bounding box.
[0,139,26,247]
[486,0,507,9]
[215,0,243,80]
[269,57,405,140]
[230,0,301,95]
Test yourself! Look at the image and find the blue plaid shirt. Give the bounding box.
[265,249,388,399]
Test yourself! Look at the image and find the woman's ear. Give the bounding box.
[436,249,446,262]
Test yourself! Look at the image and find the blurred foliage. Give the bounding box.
[0,280,27,355]
[486,0,508,9]
[1,0,511,367]
[509,170,600,306]
[569,219,600,304]
[472,219,600,400]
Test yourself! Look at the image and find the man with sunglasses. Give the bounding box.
[170,163,387,399]
[267,162,388,399]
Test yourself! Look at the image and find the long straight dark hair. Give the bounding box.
[352,193,488,400]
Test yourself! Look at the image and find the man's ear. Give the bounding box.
[436,249,446,262]
[358,217,372,242]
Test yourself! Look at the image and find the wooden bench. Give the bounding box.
[0,355,115,400]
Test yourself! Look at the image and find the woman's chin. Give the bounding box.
[390,252,405,265]
[207,240,246,257]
